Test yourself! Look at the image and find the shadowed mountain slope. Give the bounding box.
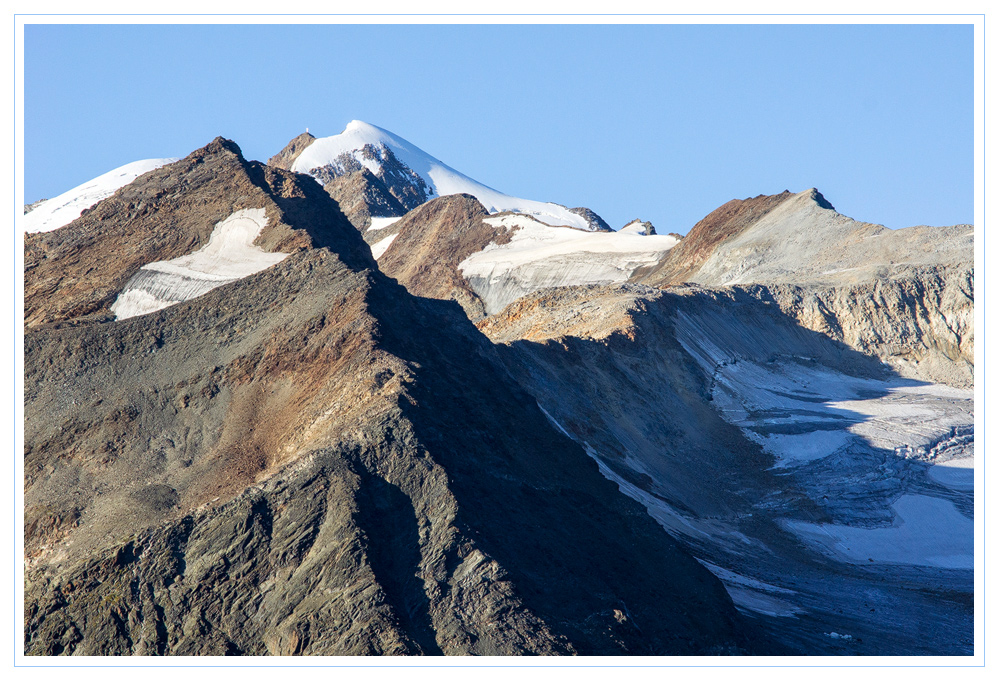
[479,282,973,655]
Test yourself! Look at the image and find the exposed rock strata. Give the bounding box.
[755,268,974,388]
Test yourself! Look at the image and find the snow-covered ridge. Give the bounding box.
[292,120,599,231]
[458,214,679,314]
[23,158,178,234]
[111,208,289,320]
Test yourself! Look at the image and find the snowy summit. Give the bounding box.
[292,120,603,231]
[23,158,178,234]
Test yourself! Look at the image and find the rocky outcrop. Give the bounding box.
[24,144,758,656]
[307,143,431,212]
[754,267,974,388]
[266,131,315,170]
[24,198,47,215]
[620,219,656,235]
[372,194,502,320]
[24,137,371,330]
[568,206,613,232]
[323,168,407,232]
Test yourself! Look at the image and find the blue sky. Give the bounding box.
[23,23,973,233]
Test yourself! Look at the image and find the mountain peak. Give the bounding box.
[806,187,836,211]
[344,119,382,135]
[290,121,609,231]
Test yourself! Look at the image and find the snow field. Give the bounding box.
[111,208,289,320]
[367,216,402,231]
[784,494,973,569]
[458,214,678,314]
[369,233,399,260]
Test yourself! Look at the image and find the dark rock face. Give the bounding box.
[568,206,613,232]
[23,141,761,656]
[307,143,431,211]
[323,168,407,232]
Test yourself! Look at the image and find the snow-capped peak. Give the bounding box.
[291,120,601,231]
[23,158,178,234]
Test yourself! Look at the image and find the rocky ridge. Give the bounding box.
[629,188,974,388]
[24,138,371,330]
[266,131,316,171]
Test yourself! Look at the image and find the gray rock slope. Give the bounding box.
[24,139,761,656]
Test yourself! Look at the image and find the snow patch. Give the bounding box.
[458,214,678,314]
[23,158,178,234]
[784,495,973,569]
[927,456,974,490]
[369,232,399,260]
[367,216,402,231]
[111,208,288,320]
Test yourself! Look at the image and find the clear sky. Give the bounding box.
[23,23,973,234]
